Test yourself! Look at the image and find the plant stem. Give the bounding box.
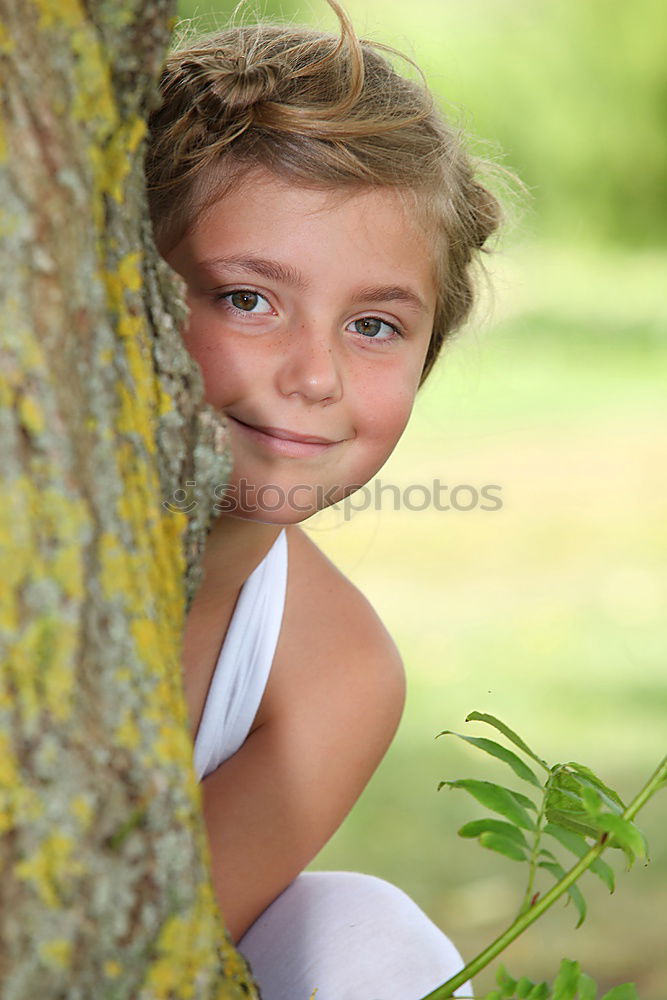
[622,755,667,821]
[518,770,552,917]
[418,755,667,1000]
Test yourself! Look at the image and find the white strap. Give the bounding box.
[193,529,288,780]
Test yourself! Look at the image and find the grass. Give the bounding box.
[304,241,667,999]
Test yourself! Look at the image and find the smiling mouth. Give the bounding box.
[229,416,341,445]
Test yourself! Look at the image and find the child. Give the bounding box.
[146,2,500,996]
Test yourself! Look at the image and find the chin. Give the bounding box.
[224,505,319,526]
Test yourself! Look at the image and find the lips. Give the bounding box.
[230,416,339,445]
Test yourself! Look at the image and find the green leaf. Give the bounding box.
[545,808,600,840]
[459,819,529,848]
[479,831,528,862]
[587,855,615,892]
[600,985,640,1000]
[465,712,549,769]
[581,786,603,817]
[577,973,597,1000]
[516,977,536,998]
[439,779,537,830]
[552,958,581,1000]
[596,814,647,863]
[545,771,601,839]
[495,965,518,997]
[538,861,587,927]
[538,848,558,862]
[544,822,615,892]
[437,732,542,787]
[527,985,550,1000]
[543,823,589,852]
[564,762,625,813]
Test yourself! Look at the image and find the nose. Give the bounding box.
[276,324,343,404]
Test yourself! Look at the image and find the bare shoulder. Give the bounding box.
[284,524,404,669]
[256,523,406,735]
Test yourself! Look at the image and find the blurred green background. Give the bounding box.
[177,1,666,995]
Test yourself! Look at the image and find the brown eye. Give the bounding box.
[231,290,259,311]
[222,290,273,315]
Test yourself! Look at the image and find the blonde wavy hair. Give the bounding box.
[146,0,503,385]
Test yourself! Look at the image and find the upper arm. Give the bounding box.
[199,528,405,942]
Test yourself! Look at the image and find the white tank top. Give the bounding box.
[193,528,288,781]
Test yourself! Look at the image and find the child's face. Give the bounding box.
[166,168,437,523]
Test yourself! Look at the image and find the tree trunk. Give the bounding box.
[0,1,259,996]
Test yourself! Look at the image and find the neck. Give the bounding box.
[195,514,285,607]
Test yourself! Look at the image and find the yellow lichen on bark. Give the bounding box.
[38,938,74,970]
[100,239,206,809]
[70,794,94,829]
[35,0,141,230]
[0,733,22,832]
[105,959,123,979]
[18,393,46,435]
[143,882,240,1000]
[105,254,161,460]
[116,378,158,449]
[102,285,196,778]
[0,21,15,54]
[34,0,83,31]
[114,710,142,751]
[0,474,85,729]
[0,478,31,634]
[14,831,85,907]
[103,117,147,203]
[103,252,144,309]
[118,251,144,293]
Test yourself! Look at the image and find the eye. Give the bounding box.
[348,316,401,343]
[221,289,274,315]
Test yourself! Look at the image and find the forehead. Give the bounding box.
[179,168,438,294]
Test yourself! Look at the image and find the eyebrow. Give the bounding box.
[354,284,428,315]
[198,254,427,314]
[199,254,306,288]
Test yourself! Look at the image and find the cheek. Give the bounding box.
[183,336,227,402]
[181,313,247,404]
[358,375,416,452]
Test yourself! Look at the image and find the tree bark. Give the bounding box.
[0,1,259,996]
